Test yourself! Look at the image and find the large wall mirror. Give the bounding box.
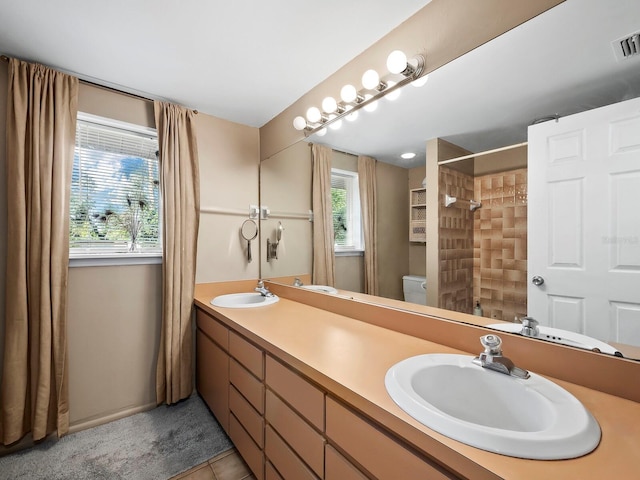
[259,0,640,360]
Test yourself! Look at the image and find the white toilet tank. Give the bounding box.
[402,275,427,305]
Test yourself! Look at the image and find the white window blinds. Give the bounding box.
[331,169,363,251]
[70,114,160,253]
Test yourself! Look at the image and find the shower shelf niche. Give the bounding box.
[410,187,426,242]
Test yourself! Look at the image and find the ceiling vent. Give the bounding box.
[612,32,640,61]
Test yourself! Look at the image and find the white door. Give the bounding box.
[528,97,640,347]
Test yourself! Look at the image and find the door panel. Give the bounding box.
[528,97,640,348]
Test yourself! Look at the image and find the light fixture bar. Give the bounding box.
[301,54,425,136]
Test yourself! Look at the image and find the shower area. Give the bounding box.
[426,139,528,321]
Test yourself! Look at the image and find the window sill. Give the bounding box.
[69,252,162,267]
[335,250,364,257]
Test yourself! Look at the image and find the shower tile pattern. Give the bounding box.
[438,166,475,313]
[473,168,528,321]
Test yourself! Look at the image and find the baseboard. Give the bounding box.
[69,401,158,434]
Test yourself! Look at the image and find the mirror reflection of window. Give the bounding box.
[331,168,363,252]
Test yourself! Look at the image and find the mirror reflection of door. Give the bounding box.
[528,97,640,348]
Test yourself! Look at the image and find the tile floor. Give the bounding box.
[171,448,255,480]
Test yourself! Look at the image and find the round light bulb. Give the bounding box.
[401,152,416,159]
[316,128,327,137]
[362,69,380,90]
[345,105,358,122]
[293,116,307,131]
[385,81,401,101]
[412,74,429,87]
[306,106,321,123]
[363,94,378,113]
[387,50,408,74]
[329,117,342,130]
[340,84,357,103]
[322,96,338,113]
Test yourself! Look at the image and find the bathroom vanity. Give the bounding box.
[194,280,640,480]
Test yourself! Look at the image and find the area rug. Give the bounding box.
[0,394,233,480]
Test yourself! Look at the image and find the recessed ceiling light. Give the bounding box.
[401,152,416,159]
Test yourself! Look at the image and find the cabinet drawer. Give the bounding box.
[265,355,324,430]
[325,445,369,480]
[265,426,318,480]
[326,397,458,480]
[230,331,264,380]
[230,358,265,414]
[265,390,324,477]
[196,309,228,350]
[230,413,264,480]
[230,386,264,448]
[265,461,284,480]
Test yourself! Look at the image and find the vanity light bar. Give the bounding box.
[293,50,427,135]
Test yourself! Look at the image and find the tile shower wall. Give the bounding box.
[439,166,474,313]
[473,168,528,321]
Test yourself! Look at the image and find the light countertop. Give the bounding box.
[195,282,640,480]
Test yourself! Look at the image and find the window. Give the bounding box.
[70,113,160,258]
[331,168,363,252]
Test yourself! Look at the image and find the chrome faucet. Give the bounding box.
[472,334,530,379]
[293,277,303,287]
[255,280,274,297]
[519,317,540,337]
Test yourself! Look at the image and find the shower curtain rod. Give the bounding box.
[438,141,528,166]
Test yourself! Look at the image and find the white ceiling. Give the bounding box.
[0,0,430,127]
[311,0,640,167]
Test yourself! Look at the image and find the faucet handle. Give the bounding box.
[520,317,539,337]
[480,334,503,355]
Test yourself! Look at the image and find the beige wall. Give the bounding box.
[260,141,312,280]
[377,161,409,300]
[335,255,364,293]
[0,63,260,432]
[195,112,260,283]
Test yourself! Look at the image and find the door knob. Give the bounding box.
[532,275,545,286]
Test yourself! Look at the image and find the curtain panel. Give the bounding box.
[311,144,335,286]
[1,59,78,444]
[154,101,200,405]
[358,155,379,296]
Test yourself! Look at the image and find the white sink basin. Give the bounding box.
[210,292,279,308]
[487,323,621,356]
[385,354,600,459]
[300,285,338,294]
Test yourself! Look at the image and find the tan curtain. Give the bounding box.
[154,101,200,405]
[1,59,78,444]
[311,144,335,286]
[358,156,379,295]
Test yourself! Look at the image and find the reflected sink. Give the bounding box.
[210,292,279,308]
[300,285,338,294]
[487,323,621,356]
[385,354,601,459]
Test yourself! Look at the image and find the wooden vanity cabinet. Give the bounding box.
[196,309,230,433]
[228,331,266,480]
[196,307,462,480]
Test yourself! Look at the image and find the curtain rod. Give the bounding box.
[438,141,528,165]
[0,54,198,114]
[308,142,358,158]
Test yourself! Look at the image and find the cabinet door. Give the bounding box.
[196,329,229,433]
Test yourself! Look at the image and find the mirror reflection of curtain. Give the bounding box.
[311,144,335,286]
[1,58,78,444]
[358,156,378,295]
[154,101,200,405]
